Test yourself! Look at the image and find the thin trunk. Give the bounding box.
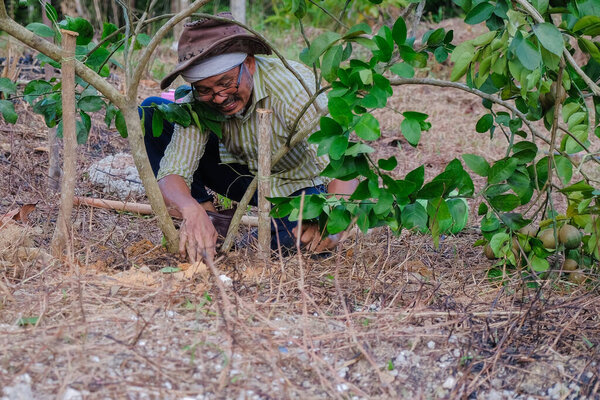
[51,30,78,257]
[257,109,272,260]
[230,0,246,24]
[42,0,61,193]
[120,104,179,253]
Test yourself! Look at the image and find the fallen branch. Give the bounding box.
[73,196,259,226]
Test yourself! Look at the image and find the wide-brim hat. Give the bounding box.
[160,12,271,90]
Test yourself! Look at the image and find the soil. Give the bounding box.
[1,18,599,400]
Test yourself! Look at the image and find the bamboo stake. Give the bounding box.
[51,30,78,258]
[73,196,259,226]
[257,109,273,260]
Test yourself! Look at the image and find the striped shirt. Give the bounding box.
[157,56,331,197]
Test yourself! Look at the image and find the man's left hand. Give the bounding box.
[292,223,340,252]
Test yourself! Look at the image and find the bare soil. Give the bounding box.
[1,18,599,400]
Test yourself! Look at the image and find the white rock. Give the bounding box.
[2,374,33,400]
[427,341,436,349]
[219,274,233,286]
[336,383,349,392]
[442,376,456,389]
[87,153,145,199]
[62,388,83,400]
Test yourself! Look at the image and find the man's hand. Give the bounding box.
[179,204,218,263]
[292,223,340,252]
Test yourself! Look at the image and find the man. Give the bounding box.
[144,12,357,262]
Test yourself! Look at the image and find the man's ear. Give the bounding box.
[246,55,256,74]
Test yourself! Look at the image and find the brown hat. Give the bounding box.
[160,12,271,90]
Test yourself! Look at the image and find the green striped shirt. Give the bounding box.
[157,56,330,198]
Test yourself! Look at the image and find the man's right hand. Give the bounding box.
[179,204,218,263]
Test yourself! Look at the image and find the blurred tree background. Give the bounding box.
[5,0,461,37]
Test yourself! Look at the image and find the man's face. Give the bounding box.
[192,57,255,116]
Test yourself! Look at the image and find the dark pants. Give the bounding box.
[139,97,326,251]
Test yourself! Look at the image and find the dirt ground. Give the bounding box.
[1,18,600,400]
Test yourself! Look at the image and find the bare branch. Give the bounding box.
[0,14,126,108]
[131,0,213,96]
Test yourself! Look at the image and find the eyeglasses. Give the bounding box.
[194,63,246,101]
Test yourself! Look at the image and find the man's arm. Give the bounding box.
[293,178,359,251]
[159,174,218,262]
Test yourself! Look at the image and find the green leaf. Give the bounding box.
[327,206,351,234]
[44,2,58,22]
[533,23,564,56]
[0,100,18,124]
[329,135,349,160]
[373,189,394,215]
[450,42,475,81]
[530,255,549,272]
[115,110,127,138]
[302,195,326,220]
[476,113,494,133]
[465,2,495,25]
[405,165,425,191]
[136,33,151,46]
[489,194,520,211]
[291,0,307,18]
[392,16,407,46]
[531,0,549,15]
[481,214,501,232]
[434,47,449,63]
[26,22,54,38]
[401,202,428,231]
[355,114,380,141]
[59,17,94,46]
[0,77,16,95]
[101,22,119,44]
[516,38,541,70]
[322,45,343,82]
[345,143,374,156]
[488,158,518,184]
[478,202,489,215]
[23,80,53,104]
[573,16,600,36]
[152,110,164,138]
[78,96,105,112]
[378,156,397,171]
[77,111,91,144]
[328,97,353,126]
[344,23,371,38]
[489,232,510,256]
[500,212,531,231]
[17,316,39,326]
[157,103,191,126]
[305,31,341,65]
[462,154,490,177]
[161,267,181,274]
[401,117,421,146]
[554,155,573,185]
[447,198,469,234]
[390,62,414,78]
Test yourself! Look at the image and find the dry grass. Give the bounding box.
[1,18,600,400]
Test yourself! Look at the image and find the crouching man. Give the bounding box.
[142,13,357,262]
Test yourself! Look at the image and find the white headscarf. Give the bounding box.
[181,52,247,83]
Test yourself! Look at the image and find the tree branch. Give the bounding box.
[0,11,126,108]
[132,0,214,95]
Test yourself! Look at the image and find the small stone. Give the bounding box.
[453,348,461,358]
[442,376,456,389]
[336,383,349,392]
[427,341,436,349]
[138,266,151,273]
[219,274,233,286]
[62,387,83,400]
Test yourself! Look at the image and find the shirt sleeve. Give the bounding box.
[156,123,208,188]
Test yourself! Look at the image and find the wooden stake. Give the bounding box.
[51,30,78,257]
[73,196,259,227]
[257,109,273,260]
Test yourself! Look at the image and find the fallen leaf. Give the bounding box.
[33,146,49,152]
[14,203,36,223]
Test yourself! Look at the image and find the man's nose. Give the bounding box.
[212,92,228,104]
